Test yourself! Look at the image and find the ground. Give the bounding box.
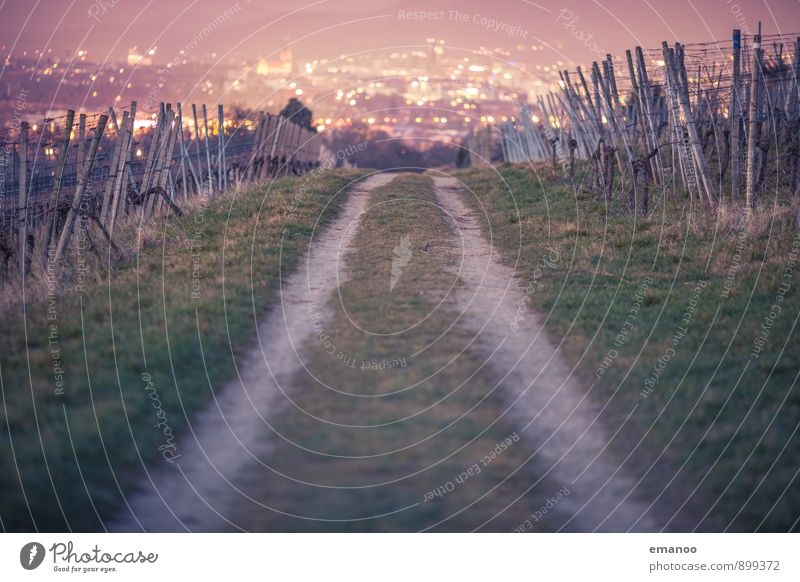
[2,166,798,532]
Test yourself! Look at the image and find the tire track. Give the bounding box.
[433,175,660,532]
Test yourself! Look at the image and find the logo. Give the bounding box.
[390,234,413,292]
[20,542,46,570]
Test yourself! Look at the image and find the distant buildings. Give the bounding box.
[127,47,154,67]
[1,39,565,141]
[255,48,293,77]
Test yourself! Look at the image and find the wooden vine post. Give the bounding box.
[191,103,205,193]
[217,104,226,190]
[201,104,214,195]
[44,110,75,255]
[731,29,742,202]
[54,114,108,265]
[246,112,263,180]
[662,44,692,195]
[745,24,763,208]
[176,103,189,200]
[147,107,175,216]
[99,110,129,225]
[17,121,28,276]
[108,101,137,234]
[140,106,163,208]
[156,109,179,209]
[177,102,201,195]
[77,113,86,173]
[268,115,285,178]
[663,42,717,208]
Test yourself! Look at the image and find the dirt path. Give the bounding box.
[113,172,659,532]
[200,173,573,532]
[111,172,396,532]
[432,176,659,532]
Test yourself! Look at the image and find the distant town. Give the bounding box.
[0,38,575,146]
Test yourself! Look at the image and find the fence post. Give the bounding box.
[146,109,174,216]
[664,41,717,207]
[157,110,179,206]
[17,121,28,276]
[576,66,600,132]
[794,37,800,197]
[268,115,285,178]
[217,104,226,190]
[635,46,664,186]
[731,29,742,203]
[625,49,643,140]
[77,113,86,174]
[108,101,136,234]
[177,103,201,195]
[44,110,75,255]
[99,110,128,224]
[140,106,163,204]
[202,104,214,195]
[247,111,266,180]
[176,103,189,201]
[745,23,762,208]
[191,104,205,193]
[54,115,108,265]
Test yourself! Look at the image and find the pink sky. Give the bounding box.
[2,0,798,67]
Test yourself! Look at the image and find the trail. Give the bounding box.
[433,176,660,532]
[111,172,396,532]
[113,172,660,532]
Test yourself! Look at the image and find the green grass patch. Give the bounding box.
[455,163,800,531]
[0,169,367,531]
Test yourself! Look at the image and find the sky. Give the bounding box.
[1,0,799,66]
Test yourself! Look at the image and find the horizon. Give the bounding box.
[3,0,798,156]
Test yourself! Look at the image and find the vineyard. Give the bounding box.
[472,26,800,217]
[0,101,326,282]
[6,26,799,289]
[2,10,800,539]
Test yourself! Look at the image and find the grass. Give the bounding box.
[4,163,797,532]
[454,163,800,531]
[223,174,567,532]
[0,169,367,531]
